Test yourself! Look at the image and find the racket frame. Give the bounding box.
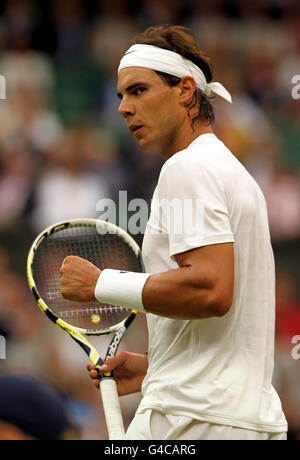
[26,218,142,440]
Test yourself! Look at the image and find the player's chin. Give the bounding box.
[137,139,149,150]
[136,135,156,151]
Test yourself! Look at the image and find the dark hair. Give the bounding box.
[132,25,215,125]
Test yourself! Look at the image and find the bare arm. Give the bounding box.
[61,242,234,320]
[142,242,234,319]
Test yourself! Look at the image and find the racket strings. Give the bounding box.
[59,305,130,330]
[32,225,142,333]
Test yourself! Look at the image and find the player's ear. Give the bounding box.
[177,76,196,106]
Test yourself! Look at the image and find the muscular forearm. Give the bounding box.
[142,266,219,320]
[61,244,234,321]
[143,243,234,320]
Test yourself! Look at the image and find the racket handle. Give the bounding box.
[99,378,125,440]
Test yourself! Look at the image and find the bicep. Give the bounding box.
[174,242,234,315]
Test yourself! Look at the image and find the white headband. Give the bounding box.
[118,44,232,103]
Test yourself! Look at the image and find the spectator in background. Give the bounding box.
[30,125,115,232]
[259,164,300,242]
[0,144,34,225]
[275,272,300,351]
[213,67,276,165]
[274,272,300,440]
[0,78,63,156]
[52,0,88,63]
[0,374,81,440]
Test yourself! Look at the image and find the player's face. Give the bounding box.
[117,67,185,157]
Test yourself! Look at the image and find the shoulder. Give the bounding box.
[160,134,230,178]
[158,149,227,195]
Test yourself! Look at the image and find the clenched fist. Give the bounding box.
[60,255,101,302]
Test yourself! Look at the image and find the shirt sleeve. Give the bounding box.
[157,159,235,258]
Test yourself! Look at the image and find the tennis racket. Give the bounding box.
[26,218,144,440]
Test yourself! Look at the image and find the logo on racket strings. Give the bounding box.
[106,326,126,359]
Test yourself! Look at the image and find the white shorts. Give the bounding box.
[125,410,287,440]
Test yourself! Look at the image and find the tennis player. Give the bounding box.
[61,25,288,440]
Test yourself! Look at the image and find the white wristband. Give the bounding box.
[94,269,151,314]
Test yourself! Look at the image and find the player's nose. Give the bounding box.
[118,98,135,118]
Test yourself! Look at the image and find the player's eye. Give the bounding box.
[133,87,146,96]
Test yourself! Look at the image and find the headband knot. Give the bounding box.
[118,44,232,104]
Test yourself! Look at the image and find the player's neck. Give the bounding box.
[161,122,214,160]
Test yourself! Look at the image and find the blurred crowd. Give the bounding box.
[0,0,299,440]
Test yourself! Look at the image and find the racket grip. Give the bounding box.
[99,378,125,440]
